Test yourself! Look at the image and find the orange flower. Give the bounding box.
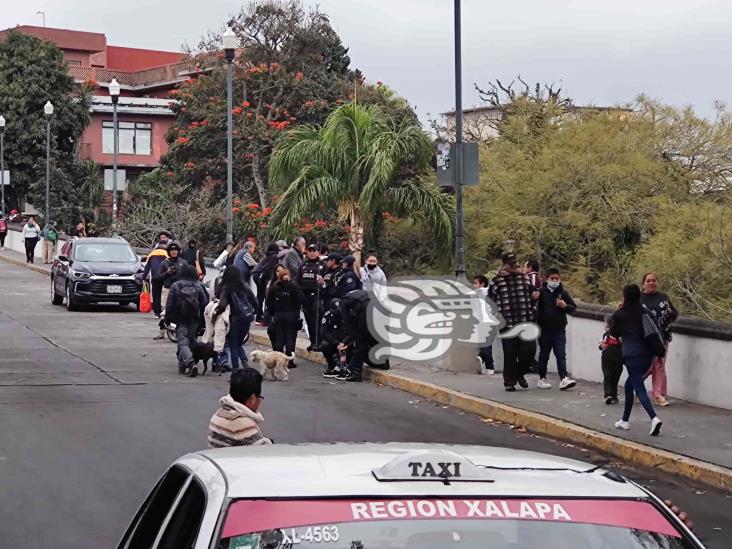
[232,207,240,214]
[295,72,304,81]
[184,162,196,169]
[242,101,250,108]
[166,170,174,176]
[247,203,260,210]
[175,137,190,144]
[262,207,273,216]
[200,120,209,126]
[232,107,242,115]
[314,220,328,229]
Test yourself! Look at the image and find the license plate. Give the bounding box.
[106,285,123,294]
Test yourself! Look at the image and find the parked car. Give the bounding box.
[117,443,705,549]
[51,237,144,311]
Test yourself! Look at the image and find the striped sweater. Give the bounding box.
[208,395,272,448]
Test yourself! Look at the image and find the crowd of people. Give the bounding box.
[143,232,389,384]
[0,210,90,264]
[479,251,678,437]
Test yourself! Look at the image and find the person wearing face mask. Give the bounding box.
[360,252,387,293]
[536,268,577,390]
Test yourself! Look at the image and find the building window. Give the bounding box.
[102,121,152,155]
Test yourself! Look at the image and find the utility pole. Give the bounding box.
[453,0,466,282]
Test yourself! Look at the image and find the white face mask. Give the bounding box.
[547,281,560,290]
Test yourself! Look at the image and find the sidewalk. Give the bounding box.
[247,323,732,491]
[2,248,730,490]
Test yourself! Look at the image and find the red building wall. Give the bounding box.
[80,113,174,169]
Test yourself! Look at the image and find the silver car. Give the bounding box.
[117,443,704,549]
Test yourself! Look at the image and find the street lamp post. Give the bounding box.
[0,115,5,215]
[453,0,466,282]
[109,78,121,235]
[44,101,54,223]
[223,26,237,244]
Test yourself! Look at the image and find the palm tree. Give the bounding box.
[268,102,454,259]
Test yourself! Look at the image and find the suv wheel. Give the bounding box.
[66,282,79,311]
[51,277,63,305]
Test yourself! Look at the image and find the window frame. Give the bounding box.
[102,120,153,156]
[153,474,208,548]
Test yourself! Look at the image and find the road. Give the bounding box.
[0,259,730,548]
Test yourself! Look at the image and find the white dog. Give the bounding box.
[250,350,294,381]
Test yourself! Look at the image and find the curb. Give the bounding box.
[250,331,732,491]
[0,253,50,276]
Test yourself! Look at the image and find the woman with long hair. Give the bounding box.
[227,239,245,268]
[610,284,662,436]
[640,272,678,407]
[265,264,306,367]
[214,266,257,371]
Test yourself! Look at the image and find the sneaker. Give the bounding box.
[504,385,516,392]
[650,417,663,436]
[288,360,298,369]
[476,356,486,374]
[336,370,350,380]
[517,376,529,389]
[655,396,670,407]
[605,396,614,405]
[559,377,577,390]
[611,397,619,404]
[486,369,495,375]
[188,365,199,378]
[322,367,340,378]
[614,420,631,430]
[537,378,552,389]
[345,372,362,382]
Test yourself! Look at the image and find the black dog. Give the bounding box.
[187,341,219,377]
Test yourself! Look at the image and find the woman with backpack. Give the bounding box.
[609,284,663,436]
[41,221,58,264]
[214,266,257,371]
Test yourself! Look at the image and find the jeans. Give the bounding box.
[538,329,568,379]
[622,354,657,422]
[501,337,536,386]
[228,316,251,370]
[272,311,300,357]
[151,279,164,317]
[478,345,494,369]
[24,237,38,263]
[218,341,231,369]
[176,323,198,367]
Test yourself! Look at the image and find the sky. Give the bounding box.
[3,0,732,124]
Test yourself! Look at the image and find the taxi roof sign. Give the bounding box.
[373,450,493,483]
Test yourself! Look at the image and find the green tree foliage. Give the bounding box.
[464,83,732,320]
[268,101,454,258]
[0,31,91,221]
[163,0,354,208]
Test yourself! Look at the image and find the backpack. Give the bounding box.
[641,305,666,358]
[178,285,201,322]
[229,291,254,322]
[341,290,370,330]
[47,228,57,242]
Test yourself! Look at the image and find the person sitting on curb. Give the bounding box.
[536,268,577,390]
[165,263,209,376]
[208,368,272,448]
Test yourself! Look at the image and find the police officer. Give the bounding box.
[321,253,343,304]
[320,298,350,378]
[298,243,326,351]
[336,255,362,298]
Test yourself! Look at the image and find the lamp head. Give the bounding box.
[44,101,54,117]
[222,26,237,51]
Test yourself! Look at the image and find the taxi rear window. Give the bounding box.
[218,498,692,549]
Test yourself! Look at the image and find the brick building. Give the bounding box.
[0,25,197,184]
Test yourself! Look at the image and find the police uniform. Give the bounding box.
[320,304,349,374]
[322,266,342,303]
[298,257,326,348]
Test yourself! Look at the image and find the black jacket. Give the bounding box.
[320,307,349,346]
[322,266,342,303]
[341,290,372,345]
[266,280,306,315]
[536,282,577,330]
[336,270,362,298]
[160,257,188,288]
[252,249,279,280]
[165,278,209,325]
[181,247,206,277]
[298,259,326,292]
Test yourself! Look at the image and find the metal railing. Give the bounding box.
[68,60,200,89]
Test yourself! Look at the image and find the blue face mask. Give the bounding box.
[547,281,560,290]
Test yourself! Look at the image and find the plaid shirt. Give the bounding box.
[488,270,535,328]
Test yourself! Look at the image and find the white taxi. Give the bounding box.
[116,443,705,549]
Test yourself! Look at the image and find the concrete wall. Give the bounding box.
[4,226,62,260]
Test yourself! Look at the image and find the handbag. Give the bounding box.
[139,282,152,313]
[641,305,666,358]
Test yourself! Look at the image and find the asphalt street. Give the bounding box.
[0,260,730,548]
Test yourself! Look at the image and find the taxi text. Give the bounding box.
[350,500,573,522]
